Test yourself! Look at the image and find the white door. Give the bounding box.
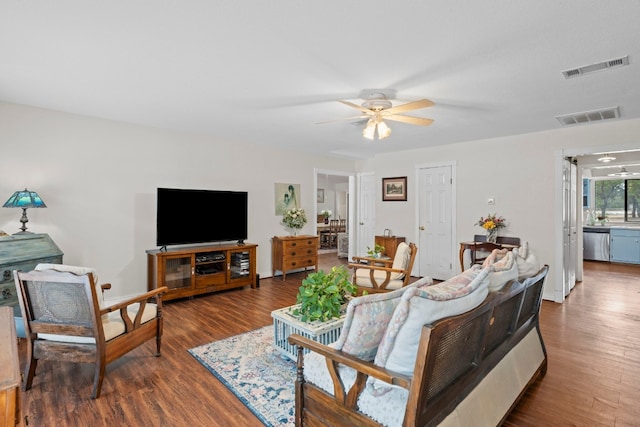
[418,165,454,280]
[562,159,577,296]
[357,173,376,257]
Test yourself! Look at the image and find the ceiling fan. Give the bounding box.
[320,92,435,140]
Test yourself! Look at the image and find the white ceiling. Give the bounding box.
[1,1,639,159]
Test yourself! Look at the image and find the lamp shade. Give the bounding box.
[3,189,47,209]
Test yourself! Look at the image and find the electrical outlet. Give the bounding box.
[487,198,495,205]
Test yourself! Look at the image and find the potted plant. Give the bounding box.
[292,265,358,322]
[366,244,385,258]
[320,209,332,224]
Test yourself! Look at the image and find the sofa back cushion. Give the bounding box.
[373,266,490,378]
[390,242,411,280]
[482,250,518,291]
[333,276,433,361]
[512,242,541,280]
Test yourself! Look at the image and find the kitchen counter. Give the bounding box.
[583,225,610,233]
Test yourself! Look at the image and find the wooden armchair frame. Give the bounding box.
[349,242,417,293]
[14,269,168,399]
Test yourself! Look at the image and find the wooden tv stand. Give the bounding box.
[146,242,257,301]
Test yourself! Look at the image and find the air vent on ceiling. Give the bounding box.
[556,106,620,126]
[562,55,629,79]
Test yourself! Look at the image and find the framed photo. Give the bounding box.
[382,177,407,201]
[317,188,325,203]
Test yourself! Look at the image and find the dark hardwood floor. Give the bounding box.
[15,255,640,426]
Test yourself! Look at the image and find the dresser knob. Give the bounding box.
[291,251,296,256]
[2,270,11,281]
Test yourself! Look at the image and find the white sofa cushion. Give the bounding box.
[333,276,433,361]
[374,266,490,378]
[512,242,541,280]
[481,249,518,291]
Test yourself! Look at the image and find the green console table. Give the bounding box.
[0,233,63,337]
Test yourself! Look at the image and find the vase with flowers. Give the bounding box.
[476,213,506,243]
[320,209,332,224]
[282,208,307,235]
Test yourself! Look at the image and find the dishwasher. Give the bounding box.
[583,227,610,261]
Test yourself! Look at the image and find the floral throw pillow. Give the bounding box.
[332,276,433,361]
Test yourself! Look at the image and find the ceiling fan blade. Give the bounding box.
[338,100,375,114]
[315,115,369,125]
[383,99,434,115]
[384,115,434,126]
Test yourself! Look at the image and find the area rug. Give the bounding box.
[188,325,296,427]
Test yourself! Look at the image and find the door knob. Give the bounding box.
[419,226,425,231]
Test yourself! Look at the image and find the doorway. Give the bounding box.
[556,145,640,302]
[315,169,355,259]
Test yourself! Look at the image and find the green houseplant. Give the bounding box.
[366,244,385,258]
[292,265,358,322]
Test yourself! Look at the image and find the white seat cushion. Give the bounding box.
[39,303,157,344]
[354,269,405,290]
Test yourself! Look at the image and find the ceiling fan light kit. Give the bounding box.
[363,116,392,140]
[328,92,435,141]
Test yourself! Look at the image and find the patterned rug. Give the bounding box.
[188,325,296,427]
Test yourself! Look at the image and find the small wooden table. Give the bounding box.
[459,241,520,271]
[271,304,345,360]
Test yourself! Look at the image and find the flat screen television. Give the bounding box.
[156,187,248,247]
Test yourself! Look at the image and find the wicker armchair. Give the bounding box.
[14,265,167,399]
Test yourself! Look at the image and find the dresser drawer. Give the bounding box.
[282,237,317,251]
[0,281,18,309]
[282,256,317,271]
[283,245,317,259]
[0,256,64,310]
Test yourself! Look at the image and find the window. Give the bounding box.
[593,179,640,222]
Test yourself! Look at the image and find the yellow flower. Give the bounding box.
[483,220,496,230]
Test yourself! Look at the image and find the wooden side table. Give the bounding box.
[0,306,22,426]
[374,235,406,258]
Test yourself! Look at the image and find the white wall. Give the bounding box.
[0,102,354,299]
[3,101,639,301]
[359,117,640,300]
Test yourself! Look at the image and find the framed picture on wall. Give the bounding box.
[382,176,407,201]
[317,188,325,203]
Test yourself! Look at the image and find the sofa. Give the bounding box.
[288,248,547,426]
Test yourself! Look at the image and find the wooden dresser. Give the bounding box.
[271,235,318,281]
[374,235,406,258]
[0,306,23,426]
